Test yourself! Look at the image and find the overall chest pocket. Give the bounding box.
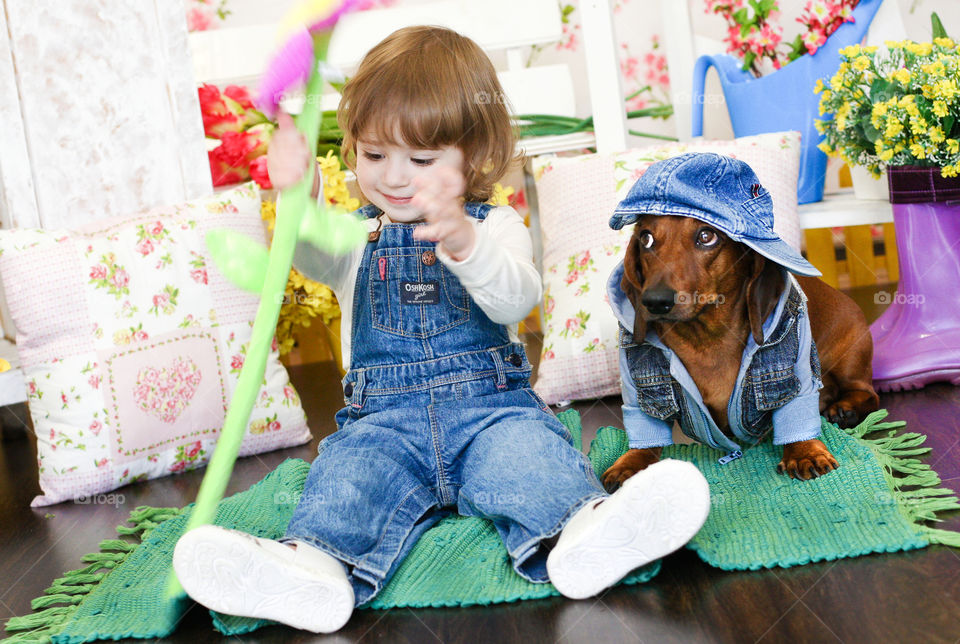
[369,248,471,338]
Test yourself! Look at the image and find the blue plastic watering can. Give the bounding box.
[691,0,883,204]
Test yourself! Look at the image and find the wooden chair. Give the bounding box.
[657,0,908,289]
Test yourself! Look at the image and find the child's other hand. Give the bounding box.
[411,166,475,261]
[266,112,314,191]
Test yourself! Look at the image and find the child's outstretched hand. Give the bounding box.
[266,112,315,191]
[411,166,476,261]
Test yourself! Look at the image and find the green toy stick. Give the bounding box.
[168,27,366,598]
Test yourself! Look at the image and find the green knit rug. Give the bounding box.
[589,409,960,570]
[6,409,959,643]
[2,410,656,644]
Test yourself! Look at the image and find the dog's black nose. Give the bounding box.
[641,289,676,315]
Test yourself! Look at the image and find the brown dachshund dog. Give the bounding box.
[603,215,879,489]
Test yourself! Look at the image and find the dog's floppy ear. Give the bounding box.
[745,251,785,345]
[621,235,648,341]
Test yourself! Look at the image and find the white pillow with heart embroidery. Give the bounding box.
[0,183,311,506]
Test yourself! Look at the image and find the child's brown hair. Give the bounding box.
[338,26,517,202]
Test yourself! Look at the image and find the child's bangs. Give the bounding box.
[350,72,465,151]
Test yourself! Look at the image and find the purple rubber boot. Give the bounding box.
[871,196,960,392]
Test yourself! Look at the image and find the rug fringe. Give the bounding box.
[924,527,960,548]
[838,410,960,548]
[1,507,182,644]
[842,409,905,438]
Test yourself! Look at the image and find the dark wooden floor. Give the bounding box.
[1,287,959,644]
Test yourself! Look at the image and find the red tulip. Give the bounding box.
[249,155,272,189]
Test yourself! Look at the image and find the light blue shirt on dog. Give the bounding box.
[606,262,824,458]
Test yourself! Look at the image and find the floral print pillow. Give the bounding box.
[0,183,311,506]
[531,133,802,404]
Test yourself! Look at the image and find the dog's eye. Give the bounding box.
[697,228,719,247]
[639,231,654,249]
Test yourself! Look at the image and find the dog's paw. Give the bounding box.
[823,402,859,429]
[777,439,838,480]
[601,449,659,492]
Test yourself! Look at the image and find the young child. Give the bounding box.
[173,26,710,633]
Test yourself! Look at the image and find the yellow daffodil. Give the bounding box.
[853,56,871,72]
[935,79,958,100]
[948,139,960,154]
[841,44,861,58]
[892,68,911,84]
[929,61,946,76]
[934,100,950,118]
[489,183,514,207]
[835,103,851,130]
[909,142,927,159]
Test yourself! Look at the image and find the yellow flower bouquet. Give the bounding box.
[815,39,960,178]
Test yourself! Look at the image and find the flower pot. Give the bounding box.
[870,166,960,391]
[850,165,889,201]
[690,0,883,205]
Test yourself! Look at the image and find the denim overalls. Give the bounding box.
[285,203,606,605]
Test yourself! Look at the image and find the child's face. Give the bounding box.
[355,135,465,222]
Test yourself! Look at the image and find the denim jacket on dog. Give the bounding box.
[606,261,823,456]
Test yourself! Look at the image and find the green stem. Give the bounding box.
[624,85,651,101]
[628,130,679,141]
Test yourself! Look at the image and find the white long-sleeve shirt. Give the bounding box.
[291,204,542,371]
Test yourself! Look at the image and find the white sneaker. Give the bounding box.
[547,459,710,599]
[173,525,354,633]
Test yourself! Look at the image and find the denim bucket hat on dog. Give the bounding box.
[609,152,821,277]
